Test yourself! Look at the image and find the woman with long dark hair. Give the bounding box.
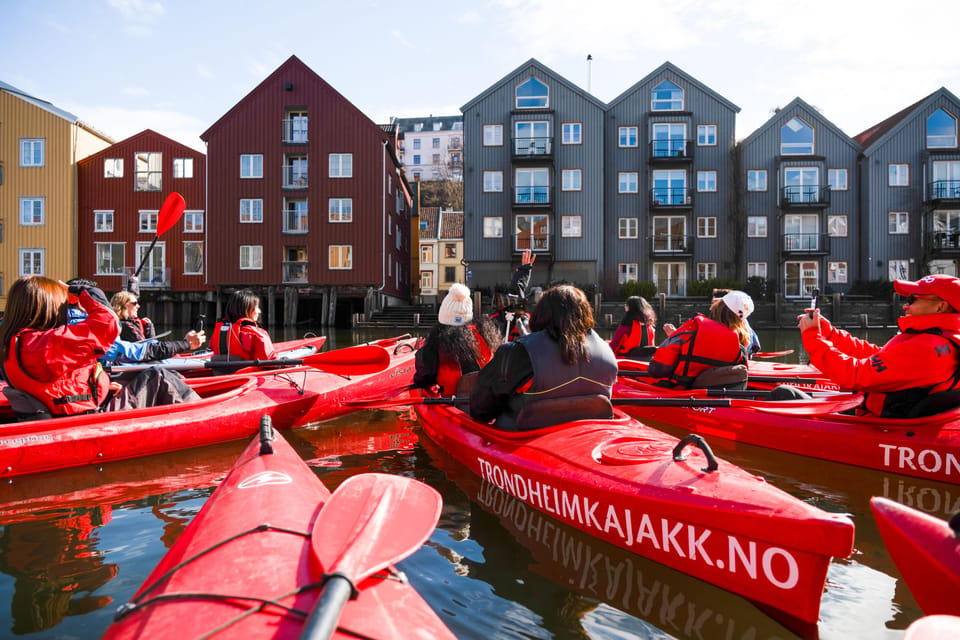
[608,295,657,360]
[211,289,278,361]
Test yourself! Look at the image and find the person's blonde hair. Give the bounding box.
[111,290,138,319]
[709,298,750,346]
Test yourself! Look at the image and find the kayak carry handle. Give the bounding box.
[259,415,275,455]
[672,433,719,473]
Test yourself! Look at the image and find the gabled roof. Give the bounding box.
[607,61,740,113]
[439,211,464,240]
[854,87,960,150]
[740,96,859,152]
[79,128,206,164]
[419,207,439,240]
[0,79,113,141]
[461,58,606,112]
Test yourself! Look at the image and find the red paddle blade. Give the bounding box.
[311,473,441,584]
[156,192,186,236]
[304,345,391,375]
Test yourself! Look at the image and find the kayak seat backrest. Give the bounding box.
[2,387,53,421]
[906,389,960,418]
[514,394,614,431]
[692,365,748,390]
[455,372,479,398]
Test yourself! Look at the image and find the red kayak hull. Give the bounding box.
[614,376,960,484]
[0,339,418,478]
[618,358,842,392]
[102,427,452,640]
[871,497,960,616]
[414,398,854,623]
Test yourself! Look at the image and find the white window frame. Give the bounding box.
[19,248,44,276]
[748,262,767,280]
[104,158,124,178]
[747,170,767,191]
[561,169,582,191]
[697,124,717,146]
[329,153,353,178]
[483,124,503,146]
[888,211,909,235]
[697,217,717,238]
[828,168,848,191]
[19,138,44,167]
[183,241,203,275]
[889,163,909,187]
[888,259,909,281]
[240,245,263,270]
[94,210,114,233]
[173,158,194,178]
[329,198,353,223]
[561,215,582,238]
[421,244,433,263]
[19,197,44,226]
[827,261,848,284]
[183,211,203,233]
[139,210,158,233]
[827,214,848,237]
[618,263,638,284]
[483,171,503,192]
[784,261,819,298]
[618,217,638,239]
[747,216,768,238]
[240,199,263,224]
[329,244,353,270]
[698,262,717,280]
[618,172,639,193]
[95,243,125,275]
[619,126,638,147]
[240,154,263,179]
[561,122,582,145]
[284,199,309,233]
[697,171,717,192]
[483,216,503,238]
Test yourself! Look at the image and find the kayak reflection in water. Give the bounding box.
[798,274,960,417]
[469,284,618,431]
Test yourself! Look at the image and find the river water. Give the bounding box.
[1,326,944,639]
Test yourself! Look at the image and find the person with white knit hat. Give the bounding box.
[413,284,501,397]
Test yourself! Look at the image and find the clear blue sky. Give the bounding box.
[3,0,958,153]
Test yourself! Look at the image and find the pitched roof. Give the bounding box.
[461,58,607,112]
[853,94,931,148]
[607,61,740,113]
[0,79,113,141]
[418,207,439,240]
[439,211,464,240]
[740,96,860,152]
[393,115,463,134]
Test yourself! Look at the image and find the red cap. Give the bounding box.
[894,274,960,311]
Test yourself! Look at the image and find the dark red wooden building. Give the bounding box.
[200,55,412,325]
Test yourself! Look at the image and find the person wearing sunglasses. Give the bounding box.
[797,274,960,417]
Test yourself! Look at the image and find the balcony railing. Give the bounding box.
[283,165,308,189]
[282,261,309,283]
[513,185,553,206]
[780,185,831,208]
[649,139,692,161]
[512,232,551,252]
[139,266,171,288]
[927,180,960,202]
[650,187,693,208]
[782,233,830,255]
[283,208,309,234]
[512,137,553,159]
[927,230,960,253]
[650,234,693,255]
[282,118,308,144]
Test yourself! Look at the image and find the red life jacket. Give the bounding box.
[871,327,960,416]
[212,319,257,360]
[436,325,492,396]
[613,320,655,355]
[2,330,110,416]
[655,315,747,388]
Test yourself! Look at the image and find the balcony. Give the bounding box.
[282,119,308,144]
[650,234,693,256]
[283,261,309,283]
[512,232,551,253]
[513,185,553,208]
[283,165,308,189]
[648,139,692,163]
[782,233,830,256]
[927,230,960,255]
[780,185,830,209]
[649,187,693,209]
[927,180,960,204]
[512,137,553,160]
[139,267,172,289]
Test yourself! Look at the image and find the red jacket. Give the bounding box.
[802,312,960,416]
[211,319,278,361]
[610,320,655,356]
[2,290,119,415]
[648,314,747,388]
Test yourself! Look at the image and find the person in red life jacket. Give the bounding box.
[609,295,657,360]
[413,283,501,397]
[111,290,155,342]
[470,284,618,431]
[798,274,960,417]
[489,250,536,341]
[647,290,753,389]
[211,289,279,361]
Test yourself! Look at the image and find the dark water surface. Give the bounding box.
[1,326,937,639]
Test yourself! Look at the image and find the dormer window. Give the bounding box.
[516,76,549,109]
[781,117,814,155]
[651,80,683,111]
[927,108,958,148]
[432,121,442,131]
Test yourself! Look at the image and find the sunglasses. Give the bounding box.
[905,294,940,305]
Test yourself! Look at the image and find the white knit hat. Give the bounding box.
[721,290,754,319]
[438,283,473,326]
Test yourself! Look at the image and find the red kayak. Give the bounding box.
[0,338,419,478]
[167,335,327,362]
[871,497,960,615]
[413,393,854,624]
[618,357,842,392]
[614,373,960,484]
[102,419,453,640]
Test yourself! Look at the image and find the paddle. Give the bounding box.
[617,369,822,385]
[133,192,186,280]
[134,330,172,343]
[299,473,442,640]
[753,350,795,358]
[109,344,391,376]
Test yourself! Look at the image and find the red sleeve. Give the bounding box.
[609,325,628,352]
[242,326,278,360]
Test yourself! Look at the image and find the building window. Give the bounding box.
[888,211,909,234]
[135,241,166,285]
[483,216,503,238]
[561,122,582,144]
[483,171,503,192]
[618,172,638,193]
[784,167,820,203]
[285,110,308,143]
[619,126,638,147]
[747,170,767,191]
[747,216,767,238]
[652,170,687,204]
[784,261,818,297]
[432,137,440,149]
[697,125,717,146]
[561,215,582,237]
[240,154,263,178]
[889,164,909,187]
[329,153,353,177]
[653,216,687,251]
[134,152,162,191]
[94,210,114,232]
[19,249,44,276]
[652,123,686,157]
[483,124,503,146]
[697,217,717,238]
[651,80,683,111]
[329,245,353,269]
[420,270,433,289]
[104,158,124,178]
[781,117,814,155]
[515,168,550,204]
[184,241,203,275]
[329,198,353,222]
[19,139,44,167]
[827,214,848,237]
[96,243,125,275]
[284,199,308,233]
[139,210,158,233]
[927,108,958,148]
[889,259,909,280]
[431,154,440,165]
[697,171,717,192]
[561,169,582,191]
[421,245,433,263]
[748,262,767,279]
[444,266,456,283]
[445,244,457,259]
[240,199,263,223]
[173,158,194,178]
[828,168,848,191]
[618,263,638,284]
[827,261,847,284]
[618,217,638,239]
[184,211,203,233]
[413,155,421,165]
[516,76,549,109]
[698,263,717,280]
[412,138,421,150]
[240,245,263,270]
[515,121,549,156]
[514,214,550,251]
[19,197,44,225]
[653,262,687,295]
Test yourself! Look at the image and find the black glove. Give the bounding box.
[68,283,110,310]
